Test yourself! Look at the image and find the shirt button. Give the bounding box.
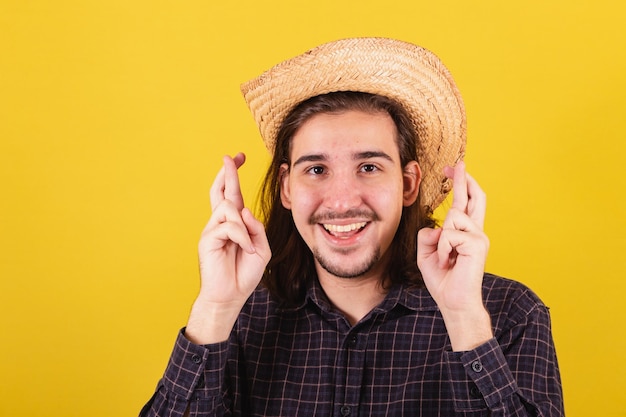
[348,336,357,347]
[340,405,351,416]
[470,385,481,398]
[471,360,483,373]
[191,354,203,364]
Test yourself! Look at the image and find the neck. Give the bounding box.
[317,270,388,326]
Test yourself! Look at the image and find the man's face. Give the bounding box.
[279,110,420,281]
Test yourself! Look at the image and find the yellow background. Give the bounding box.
[1,1,625,416]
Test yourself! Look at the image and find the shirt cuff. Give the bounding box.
[445,338,518,411]
[162,328,230,401]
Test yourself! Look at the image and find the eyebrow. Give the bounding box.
[292,151,394,167]
[356,151,394,162]
[292,153,329,167]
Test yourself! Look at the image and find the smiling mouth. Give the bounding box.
[322,222,367,236]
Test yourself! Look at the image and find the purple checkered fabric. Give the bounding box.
[140,274,563,416]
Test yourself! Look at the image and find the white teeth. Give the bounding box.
[323,222,367,233]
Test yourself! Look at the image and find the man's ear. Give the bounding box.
[402,161,421,206]
[279,163,291,209]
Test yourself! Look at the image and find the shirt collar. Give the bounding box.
[296,277,440,315]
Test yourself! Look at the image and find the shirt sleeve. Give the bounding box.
[444,303,564,416]
[139,328,231,417]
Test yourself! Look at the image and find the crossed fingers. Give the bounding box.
[436,161,488,268]
[210,152,246,212]
[444,161,486,231]
[205,152,256,254]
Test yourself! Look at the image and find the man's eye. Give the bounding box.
[307,166,325,175]
[360,164,378,173]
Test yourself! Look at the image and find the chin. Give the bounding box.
[314,248,382,279]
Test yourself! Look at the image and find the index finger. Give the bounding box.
[210,152,246,211]
[447,161,468,212]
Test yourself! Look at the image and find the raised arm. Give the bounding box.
[417,161,492,351]
[186,152,271,344]
[417,163,563,415]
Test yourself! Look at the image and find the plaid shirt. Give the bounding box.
[140,274,563,416]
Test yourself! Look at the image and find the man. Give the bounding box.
[140,38,563,416]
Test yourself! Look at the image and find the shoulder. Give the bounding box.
[234,286,311,347]
[482,273,546,310]
[236,286,293,332]
[481,273,551,332]
[239,285,279,317]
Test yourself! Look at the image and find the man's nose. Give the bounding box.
[323,174,362,212]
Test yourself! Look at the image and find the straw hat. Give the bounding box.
[240,37,466,210]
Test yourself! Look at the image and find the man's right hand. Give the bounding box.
[185,153,271,345]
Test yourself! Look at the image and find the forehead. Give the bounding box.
[289,110,400,159]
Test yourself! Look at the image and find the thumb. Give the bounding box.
[416,227,442,269]
[241,208,271,261]
[417,227,442,253]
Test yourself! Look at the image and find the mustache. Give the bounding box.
[309,209,380,225]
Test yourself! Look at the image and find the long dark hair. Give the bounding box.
[257,91,436,305]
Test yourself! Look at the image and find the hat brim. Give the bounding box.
[241,37,466,210]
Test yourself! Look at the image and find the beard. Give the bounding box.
[312,245,382,279]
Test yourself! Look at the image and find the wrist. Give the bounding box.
[440,306,493,352]
[185,298,243,345]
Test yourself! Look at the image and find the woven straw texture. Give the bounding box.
[241,37,466,210]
